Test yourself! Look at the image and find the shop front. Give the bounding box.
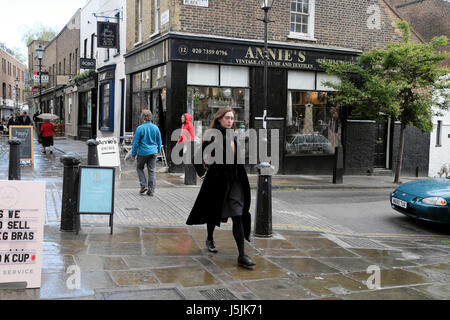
[77,76,97,141]
[126,34,361,174]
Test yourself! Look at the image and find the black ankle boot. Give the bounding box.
[238,255,256,268]
[205,239,218,253]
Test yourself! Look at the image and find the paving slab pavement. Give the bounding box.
[1,136,449,301]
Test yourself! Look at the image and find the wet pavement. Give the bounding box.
[0,135,449,300]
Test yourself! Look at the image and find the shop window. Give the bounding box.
[187,63,219,86]
[286,91,339,155]
[187,86,250,141]
[100,82,114,131]
[289,0,315,40]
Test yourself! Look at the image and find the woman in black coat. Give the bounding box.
[186,107,255,268]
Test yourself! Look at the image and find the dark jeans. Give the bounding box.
[136,154,157,193]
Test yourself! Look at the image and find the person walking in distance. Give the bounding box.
[131,110,162,196]
[177,113,195,179]
[186,107,255,268]
[40,119,55,154]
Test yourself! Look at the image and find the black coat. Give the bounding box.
[186,130,252,241]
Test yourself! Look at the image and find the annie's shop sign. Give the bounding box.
[170,38,359,71]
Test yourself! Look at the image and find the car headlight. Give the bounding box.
[421,197,448,206]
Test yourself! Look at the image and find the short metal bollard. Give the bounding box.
[8,138,21,180]
[60,153,81,232]
[333,146,344,184]
[184,141,197,185]
[87,139,100,165]
[254,162,274,238]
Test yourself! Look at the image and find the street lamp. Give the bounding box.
[36,44,44,113]
[14,77,19,113]
[254,0,275,238]
[257,0,274,120]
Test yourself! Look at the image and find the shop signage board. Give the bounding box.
[0,181,45,289]
[97,22,119,49]
[183,0,208,7]
[96,137,121,168]
[33,72,49,88]
[170,38,359,71]
[80,58,96,70]
[77,166,115,234]
[9,126,34,163]
[125,40,167,74]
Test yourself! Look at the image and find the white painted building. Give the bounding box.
[78,0,127,140]
[429,75,450,177]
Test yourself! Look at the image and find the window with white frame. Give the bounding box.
[289,0,315,40]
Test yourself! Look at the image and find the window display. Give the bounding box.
[286,91,340,155]
[187,86,250,141]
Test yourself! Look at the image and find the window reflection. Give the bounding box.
[187,86,250,141]
[286,91,340,155]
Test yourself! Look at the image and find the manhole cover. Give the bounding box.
[200,288,238,300]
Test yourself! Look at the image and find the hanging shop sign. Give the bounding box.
[97,22,119,49]
[170,38,359,71]
[80,58,96,70]
[33,72,49,88]
[0,181,45,289]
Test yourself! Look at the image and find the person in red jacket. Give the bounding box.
[177,113,195,145]
[177,113,195,180]
[40,119,55,154]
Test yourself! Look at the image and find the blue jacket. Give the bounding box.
[131,121,162,157]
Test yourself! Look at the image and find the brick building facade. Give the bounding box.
[1,45,26,119]
[29,9,80,123]
[123,0,430,175]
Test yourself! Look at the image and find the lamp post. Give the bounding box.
[14,77,19,113]
[36,44,44,113]
[254,0,275,238]
[258,0,274,118]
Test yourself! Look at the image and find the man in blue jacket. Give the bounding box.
[131,110,162,196]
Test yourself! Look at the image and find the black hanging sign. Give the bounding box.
[80,58,96,70]
[97,22,119,49]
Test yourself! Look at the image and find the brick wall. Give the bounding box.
[175,0,422,51]
[385,0,450,65]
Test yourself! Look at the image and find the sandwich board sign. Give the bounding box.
[96,137,121,168]
[9,126,34,163]
[77,166,115,234]
[0,181,45,289]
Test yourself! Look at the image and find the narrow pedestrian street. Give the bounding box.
[1,136,449,301]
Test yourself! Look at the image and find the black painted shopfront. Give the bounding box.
[124,34,429,176]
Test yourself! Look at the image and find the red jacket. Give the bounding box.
[40,122,54,137]
[177,113,195,144]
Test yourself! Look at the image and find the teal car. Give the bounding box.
[391,177,450,224]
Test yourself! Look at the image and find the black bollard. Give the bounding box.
[333,146,344,184]
[8,138,21,180]
[254,162,273,238]
[184,141,197,185]
[87,139,100,165]
[60,153,81,232]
